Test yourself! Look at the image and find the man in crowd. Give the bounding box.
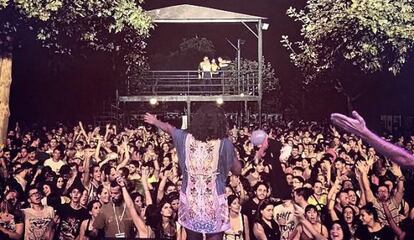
[22,186,56,239]
[55,184,89,240]
[93,180,135,238]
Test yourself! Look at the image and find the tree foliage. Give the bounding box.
[281,0,414,86]
[228,57,282,110]
[229,57,280,93]
[149,36,216,70]
[0,0,153,61]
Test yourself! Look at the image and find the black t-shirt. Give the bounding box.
[287,155,302,167]
[265,139,291,199]
[256,218,281,240]
[241,199,260,240]
[355,225,395,240]
[55,203,89,240]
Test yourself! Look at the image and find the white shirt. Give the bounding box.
[44,158,65,173]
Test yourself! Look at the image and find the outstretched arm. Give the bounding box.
[331,111,414,168]
[117,177,151,238]
[294,208,328,240]
[144,113,175,136]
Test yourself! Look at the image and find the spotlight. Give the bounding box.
[149,98,157,105]
[262,23,269,30]
[216,97,224,105]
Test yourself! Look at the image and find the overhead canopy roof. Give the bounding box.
[147,4,266,23]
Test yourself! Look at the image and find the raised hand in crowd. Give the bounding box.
[117,176,152,238]
[331,111,414,168]
[144,113,174,135]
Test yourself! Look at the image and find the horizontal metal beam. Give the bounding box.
[119,95,260,102]
[153,19,262,23]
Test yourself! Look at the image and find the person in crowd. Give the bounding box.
[253,130,291,200]
[308,180,327,211]
[117,176,152,238]
[92,180,135,238]
[0,199,24,240]
[22,186,56,239]
[253,199,281,240]
[78,200,103,240]
[8,162,33,203]
[356,160,405,226]
[55,184,89,240]
[44,148,65,174]
[40,181,62,210]
[242,182,269,240]
[355,203,395,239]
[224,194,250,240]
[291,204,328,240]
[96,185,110,206]
[144,104,242,240]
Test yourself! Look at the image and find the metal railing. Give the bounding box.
[124,70,259,96]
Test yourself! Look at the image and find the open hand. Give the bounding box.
[330,111,367,137]
[144,113,157,125]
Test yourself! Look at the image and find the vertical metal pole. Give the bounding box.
[244,100,248,124]
[237,39,241,94]
[258,20,263,128]
[115,89,119,108]
[187,99,191,128]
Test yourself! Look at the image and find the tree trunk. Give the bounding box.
[0,52,12,148]
[346,95,354,115]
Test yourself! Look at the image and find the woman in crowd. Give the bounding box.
[96,185,110,205]
[253,199,281,240]
[146,198,176,239]
[291,204,328,240]
[40,181,61,209]
[0,199,23,239]
[55,175,66,195]
[224,195,250,240]
[78,200,103,240]
[329,220,352,240]
[355,203,395,240]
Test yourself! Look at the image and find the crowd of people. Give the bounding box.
[0,106,414,240]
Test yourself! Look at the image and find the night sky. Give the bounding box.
[8,0,414,128]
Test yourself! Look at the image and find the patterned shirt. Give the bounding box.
[172,129,235,234]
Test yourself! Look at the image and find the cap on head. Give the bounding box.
[251,130,268,146]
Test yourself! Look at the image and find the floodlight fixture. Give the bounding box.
[149,98,158,105]
[262,23,269,30]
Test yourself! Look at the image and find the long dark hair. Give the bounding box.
[255,198,274,222]
[188,104,228,142]
[330,220,352,240]
[360,202,379,222]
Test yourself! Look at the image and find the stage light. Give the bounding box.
[262,23,269,30]
[149,98,157,105]
[240,93,245,97]
[216,97,224,105]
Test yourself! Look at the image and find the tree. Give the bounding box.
[149,36,216,70]
[228,57,282,111]
[0,0,152,146]
[281,0,414,113]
